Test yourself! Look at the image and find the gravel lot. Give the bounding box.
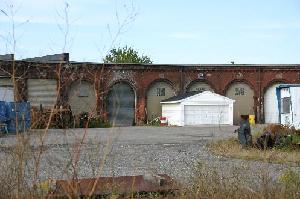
[0,125,299,187]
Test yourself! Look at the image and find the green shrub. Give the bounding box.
[74,113,111,128]
[88,116,111,128]
[147,117,160,126]
[254,124,300,150]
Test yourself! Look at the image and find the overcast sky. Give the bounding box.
[1,0,300,64]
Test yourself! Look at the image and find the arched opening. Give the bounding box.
[225,82,254,124]
[107,82,135,126]
[264,82,286,124]
[146,80,175,121]
[68,80,97,115]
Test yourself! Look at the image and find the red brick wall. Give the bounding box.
[1,61,300,124]
[99,65,300,124]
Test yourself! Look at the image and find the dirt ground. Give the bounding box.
[0,125,299,187]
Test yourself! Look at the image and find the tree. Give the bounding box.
[103,46,152,64]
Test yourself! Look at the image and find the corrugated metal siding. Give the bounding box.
[27,79,57,108]
[264,84,281,124]
[68,81,97,115]
[226,83,254,124]
[187,82,213,92]
[0,78,13,86]
[146,82,175,121]
[0,78,14,102]
[107,82,135,126]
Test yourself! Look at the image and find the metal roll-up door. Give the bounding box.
[264,84,281,124]
[27,79,57,108]
[226,82,254,124]
[187,82,213,92]
[107,82,135,126]
[0,78,14,102]
[146,81,175,121]
[68,81,97,115]
[184,105,229,125]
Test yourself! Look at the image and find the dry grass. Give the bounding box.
[183,162,300,199]
[207,138,300,165]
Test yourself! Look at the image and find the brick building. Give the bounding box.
[1,53,300,125]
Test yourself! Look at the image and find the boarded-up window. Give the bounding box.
[156,88,165,96]
[78,85,89,97]
[235,87,245,96]
[281,97,291,114]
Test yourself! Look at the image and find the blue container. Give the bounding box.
[6,102,30,120]
[5,101,31,133]
[7,119,30,133]
[0,101,8,122]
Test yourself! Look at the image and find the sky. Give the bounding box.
[0,0,300,64]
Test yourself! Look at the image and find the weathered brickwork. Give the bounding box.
[1,60,300,124]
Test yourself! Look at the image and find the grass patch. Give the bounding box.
[184,162,300,199]
[208,137,300,165]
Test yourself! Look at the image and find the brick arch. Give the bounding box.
[63,77,97,104]
[223,79,256,95]
[262,78,290,94]
[63,73,96,89]
[145,78,177,97]
[107,79,137,96]
[68,78,95,87]
[185,79,216,93]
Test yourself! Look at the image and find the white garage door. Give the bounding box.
[184,105,229,125]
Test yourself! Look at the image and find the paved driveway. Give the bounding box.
[44,125,237,144]
[0,126,236,182]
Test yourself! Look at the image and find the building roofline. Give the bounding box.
[1,59,300,68]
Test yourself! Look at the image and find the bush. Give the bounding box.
[255,124,300,150]
[30,108,74,129]
[74,113,111,128]
[147,117,160,126]
[77,112,89,128]
[88,116,111,128]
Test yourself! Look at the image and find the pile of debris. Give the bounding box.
[255,124,300,150]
